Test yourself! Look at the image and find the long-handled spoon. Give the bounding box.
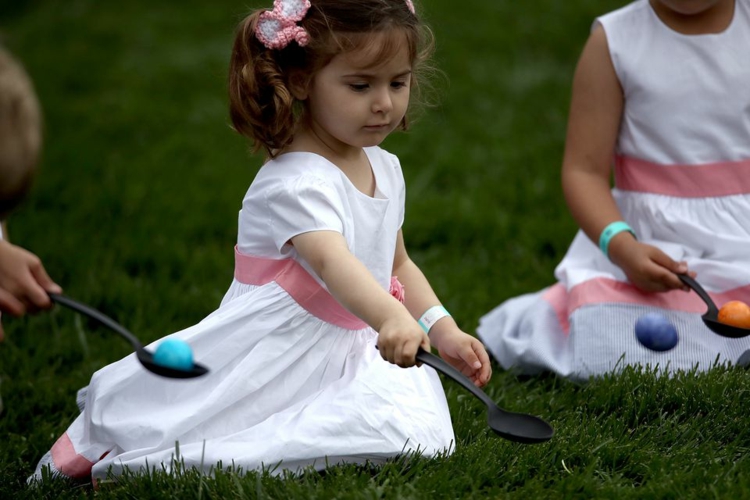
[416,348,554,444]
[677,274,750,339]
[49,293,209,378]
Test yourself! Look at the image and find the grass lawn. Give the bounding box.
[2,0,750,497]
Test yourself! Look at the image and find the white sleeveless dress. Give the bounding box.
[478,0,750,380]
[30,146,454,484]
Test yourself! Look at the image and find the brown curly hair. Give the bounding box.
[0,45,42,219]
[228,0,434,158]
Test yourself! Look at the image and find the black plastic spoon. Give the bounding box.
[416,348,554,444]
[48,293,209,378]
[677,274,750,339]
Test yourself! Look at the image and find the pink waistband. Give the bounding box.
[234,247,367,330]
[614,155,750,197]
[542,278,750,335]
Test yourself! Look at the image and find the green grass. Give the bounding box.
[3,0,750,497]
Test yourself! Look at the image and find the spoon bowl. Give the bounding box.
[49,293,209,378]
[485,404,556,444]
[136,349,209,378]
[416,348,553,444]
[678,274,750,339]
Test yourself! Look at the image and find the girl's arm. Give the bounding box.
[291,230,429,368]
[391,230,491,387]
[562,26,688,292]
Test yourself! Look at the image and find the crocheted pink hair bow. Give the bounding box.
[255,0,416,50]
[255,0,312,50]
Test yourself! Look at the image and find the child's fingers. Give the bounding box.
[401,333,427,368]
[419,334,431,352]
[473,342,492,386]
[391,342,401,366]
[416,334,430,368]
[387,344,398,365]
[393,340,408,367]
[398,338,419,368]
[23,278,52,311]
[651,252,687,274]
[0,288,26,317]
[30,261,62,296]
[383,336,409,368]
[377,339,393,364]
[457,342,483,373]
[649,252,689,290]
[24,264,55,310]
[465,342,492,387]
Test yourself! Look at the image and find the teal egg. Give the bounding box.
[153,338,194,371]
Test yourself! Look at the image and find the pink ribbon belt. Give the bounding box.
[615,155,750,197]
[234,247,368,329]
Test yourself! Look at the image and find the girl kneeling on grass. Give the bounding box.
[478,0,750,381]
[30,0,491,485]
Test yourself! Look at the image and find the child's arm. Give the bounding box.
[561,26,689,293]
[291,230,429,369]
[0,238,62,341]
[391,230,491,387]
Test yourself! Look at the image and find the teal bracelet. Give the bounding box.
[598,221,636,259]
[418,305,451,334]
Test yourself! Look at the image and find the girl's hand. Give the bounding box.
[377,314,430,368]
[608,234,693,292]
[0,240,62,342]
[291,230,428,368]
[0,241,60,315]
[432,329,492,387]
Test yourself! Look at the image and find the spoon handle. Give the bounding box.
[48,293,144,350]
[677,274,719,315]
[416,348,495,407]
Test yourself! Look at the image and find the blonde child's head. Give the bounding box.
[0,45,42,220]
[228,0,434,157]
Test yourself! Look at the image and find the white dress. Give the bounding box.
[31,146,454,484]
[478,0,750,381]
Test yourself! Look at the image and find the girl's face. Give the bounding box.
[301,31,412,155]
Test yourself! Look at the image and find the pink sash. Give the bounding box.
[615,155,750,197]
[234,247,368,330]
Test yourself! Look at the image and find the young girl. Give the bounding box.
[478,0,750,380]
[30,0,491,484]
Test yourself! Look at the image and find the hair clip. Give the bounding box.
[405,0,415,14]
[255,0,311,50]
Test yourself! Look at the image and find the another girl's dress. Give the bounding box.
[31,147,454,484]
[478,0,750,381]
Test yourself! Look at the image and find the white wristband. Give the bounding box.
[418,305,451,334]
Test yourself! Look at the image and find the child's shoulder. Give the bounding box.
[593,0,655,59]
[249,151,353,200]
[247,147,405,199]
[365,145,398,163]
[257,146,403,179]
[365,146,403,176]
[596,0,650,28]
[255,151,343,185]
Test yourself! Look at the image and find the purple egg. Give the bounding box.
[635,312,679,352]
